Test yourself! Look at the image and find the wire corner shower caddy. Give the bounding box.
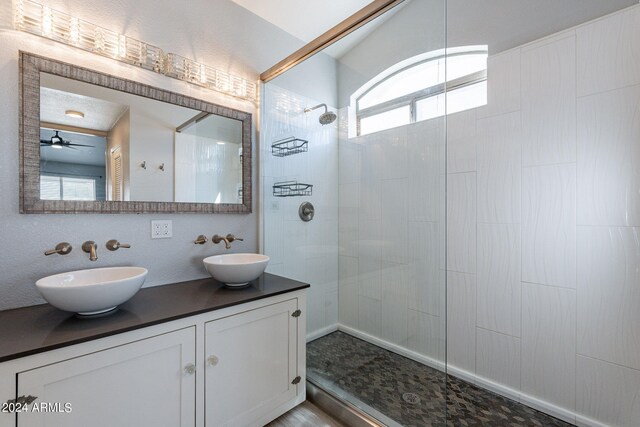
[271,136,309,157]
[273,181,313,197]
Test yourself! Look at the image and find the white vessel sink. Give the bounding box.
[203,253,270,287]
[36,267,148,316]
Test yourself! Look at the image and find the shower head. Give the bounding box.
[304,103,337,125]
[319,110,337,125]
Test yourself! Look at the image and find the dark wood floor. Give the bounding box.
[266,401,345,427]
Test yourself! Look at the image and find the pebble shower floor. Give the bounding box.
[307,331,573,427]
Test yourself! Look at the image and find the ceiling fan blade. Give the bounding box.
[65,143,95,147]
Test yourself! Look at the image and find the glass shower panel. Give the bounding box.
[444,1,640,425]
[263,0,448,425]
[331,3,447,423]
[263,1,640,425]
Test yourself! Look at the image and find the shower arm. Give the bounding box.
[304,104,328,114]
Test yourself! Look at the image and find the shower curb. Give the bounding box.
[307,379,387,427]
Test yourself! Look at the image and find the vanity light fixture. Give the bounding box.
[14,0,257,102]
[65,110,84,118]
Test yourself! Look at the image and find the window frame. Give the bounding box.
[353,47,488,136]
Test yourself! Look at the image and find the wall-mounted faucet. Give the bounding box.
[212,234,243,250]
[82,241,98,261]
[44,242,72,256]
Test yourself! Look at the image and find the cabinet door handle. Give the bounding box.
[207,355,219,366]
[184,363,196,375]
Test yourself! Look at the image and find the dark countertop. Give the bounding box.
[0,273,309,363]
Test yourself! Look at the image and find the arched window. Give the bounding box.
[349,46,488,137]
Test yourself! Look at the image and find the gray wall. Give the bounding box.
[0,0,307,309]
[271,51,338,108]
[336,0,446,108]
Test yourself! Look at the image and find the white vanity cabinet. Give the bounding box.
[16,327,196,427]
[205,299,301,427]
[0,290,306,427]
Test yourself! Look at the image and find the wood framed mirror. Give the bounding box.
[19,51,252,214]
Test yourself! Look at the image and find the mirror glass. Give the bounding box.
[39,73,243,204]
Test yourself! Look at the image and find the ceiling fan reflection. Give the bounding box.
[40,130,94,150]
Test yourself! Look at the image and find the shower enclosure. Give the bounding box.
[262,1,640,426]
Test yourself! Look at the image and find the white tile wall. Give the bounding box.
[447,109,477,174]
[576,6,640,97]
[338,139,361,184]
[476,328,521,390]
[381,178,409,264]
[262,84,339,338]
[338,256,359,329]
[577,226,640,370]
[443,6,638,422]
[407,221,442,316]
[447,172,476,273]
[339,182,359,257]
[477,112,522,224]
[408,309,445,362]
[379,127,409,180]
[522,164,576,288]
[325,289,339,329]
[477,223,521,337]
[521,33,577,166]
[408,119,444,222]
[577,85,640,227]
[521,283,576,411]
[446,271,476,373]
[380,265,409,346]
[407,167,442,223]
[359,178,383,223]
[576,356,640,427]
[477,49,521,119]
[358,254,383,301]
[339,107,447,375]
[358,295,382,337]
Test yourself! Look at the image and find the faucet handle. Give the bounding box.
[44,242,72,256]
[106,240,131,251]
[226,234,243,242]
[194,235,208,245]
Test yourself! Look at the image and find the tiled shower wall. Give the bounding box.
[338,5,640,426]
[262,84,339,339]
[337,116,447,365]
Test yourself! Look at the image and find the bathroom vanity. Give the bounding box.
[0,274,308,427]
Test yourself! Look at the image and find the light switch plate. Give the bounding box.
[151,220,172,239]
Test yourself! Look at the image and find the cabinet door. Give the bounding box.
[17,327,196,427]
[205,299,299,427]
